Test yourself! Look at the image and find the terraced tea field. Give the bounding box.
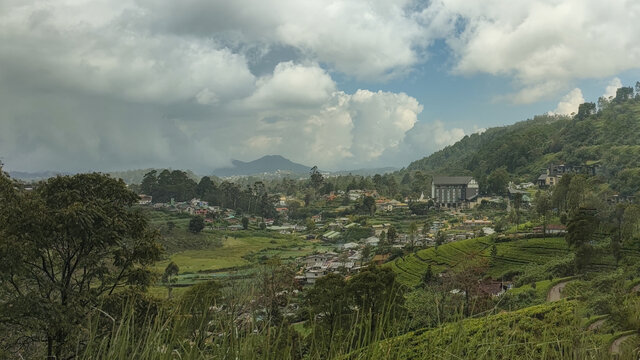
[389,237,569,287]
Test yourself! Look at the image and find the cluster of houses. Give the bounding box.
[537,164,599,187]
[298,252,361,284]
[139,195,223,216]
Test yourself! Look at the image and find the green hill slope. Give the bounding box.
[405,92,640,195]
[349,301,614,360]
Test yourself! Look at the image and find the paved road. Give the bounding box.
[546,281,569,302]
[610,334,635,355]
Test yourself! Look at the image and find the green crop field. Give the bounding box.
[389,237,570,287]
[154,236,310,273]
[482,237,570,277]
[350,301,613,360]
[387,236,493,286]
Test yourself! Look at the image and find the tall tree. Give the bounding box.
[566,208,599,271]
[487,167,509,195]
[0,173,161,358]
[408,222,418,249]
[162,262,180,299]
[534,190,552,239]
[387,225,397,243]
[362,196,376,216]
[309,166,324,190]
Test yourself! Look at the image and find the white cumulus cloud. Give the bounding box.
[603,77,623,100]
[549,88,585,115]
[421,0,640,103]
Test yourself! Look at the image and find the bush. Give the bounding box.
[188,216,205,234]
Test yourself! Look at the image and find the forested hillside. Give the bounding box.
[405,84,640,195]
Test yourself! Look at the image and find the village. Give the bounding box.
[134,164,598,290]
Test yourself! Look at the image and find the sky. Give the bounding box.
[1,0,640,174]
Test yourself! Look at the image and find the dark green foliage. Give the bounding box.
[487,167,509,195]
[387,225,397,243]
[354,196,376,216]
[188,216,205,234]
[141,169,197,203]
[575,102,596,120]
[566,208,599,271]
[0,172,161,358]
[241,216,249,230]
[162,262,179,299]
[342,226,373,243]
[310,165,324,190]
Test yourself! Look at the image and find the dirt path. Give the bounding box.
[631,284,640,293]
[587,319,605,332]
[610,334,635,355]
[547,281,569,302]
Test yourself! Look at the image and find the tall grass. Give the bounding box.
[77,288,639,360]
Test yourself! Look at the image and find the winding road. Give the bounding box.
[610,334,635,355]
[546,281,570,302]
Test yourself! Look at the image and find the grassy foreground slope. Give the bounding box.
[349,301,619,360]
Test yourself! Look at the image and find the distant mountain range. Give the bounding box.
[7,155,399,183]
[8,170,72,181]
[212,155,312,177]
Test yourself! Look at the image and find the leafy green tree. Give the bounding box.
[309,166,324,190]
[387,225,397,243]
[487,167,509,195]
[575,102,596,120]
[241,216,249,230]
[408,221,418,249]
[435,231,445,249]
[189,216,205,234]
[614,86,634,102]
[534,190,552,239]
[196,176,216,199]
[0,172,161,358]
[609,204,627,266]
[303,273,350,342]
[566,208,599,271]
[162,262,179,299]
[140,169,158,196]
[362,196,376,216]
[566,175,588,214]
[490,244,498,260]
[347,266,404,324]
[306,218,316,231]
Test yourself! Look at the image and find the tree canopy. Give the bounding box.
[0,172,161,358]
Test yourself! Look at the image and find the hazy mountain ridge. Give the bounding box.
[212,155,312,177]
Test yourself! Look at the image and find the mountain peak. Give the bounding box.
[215,155,311,177]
